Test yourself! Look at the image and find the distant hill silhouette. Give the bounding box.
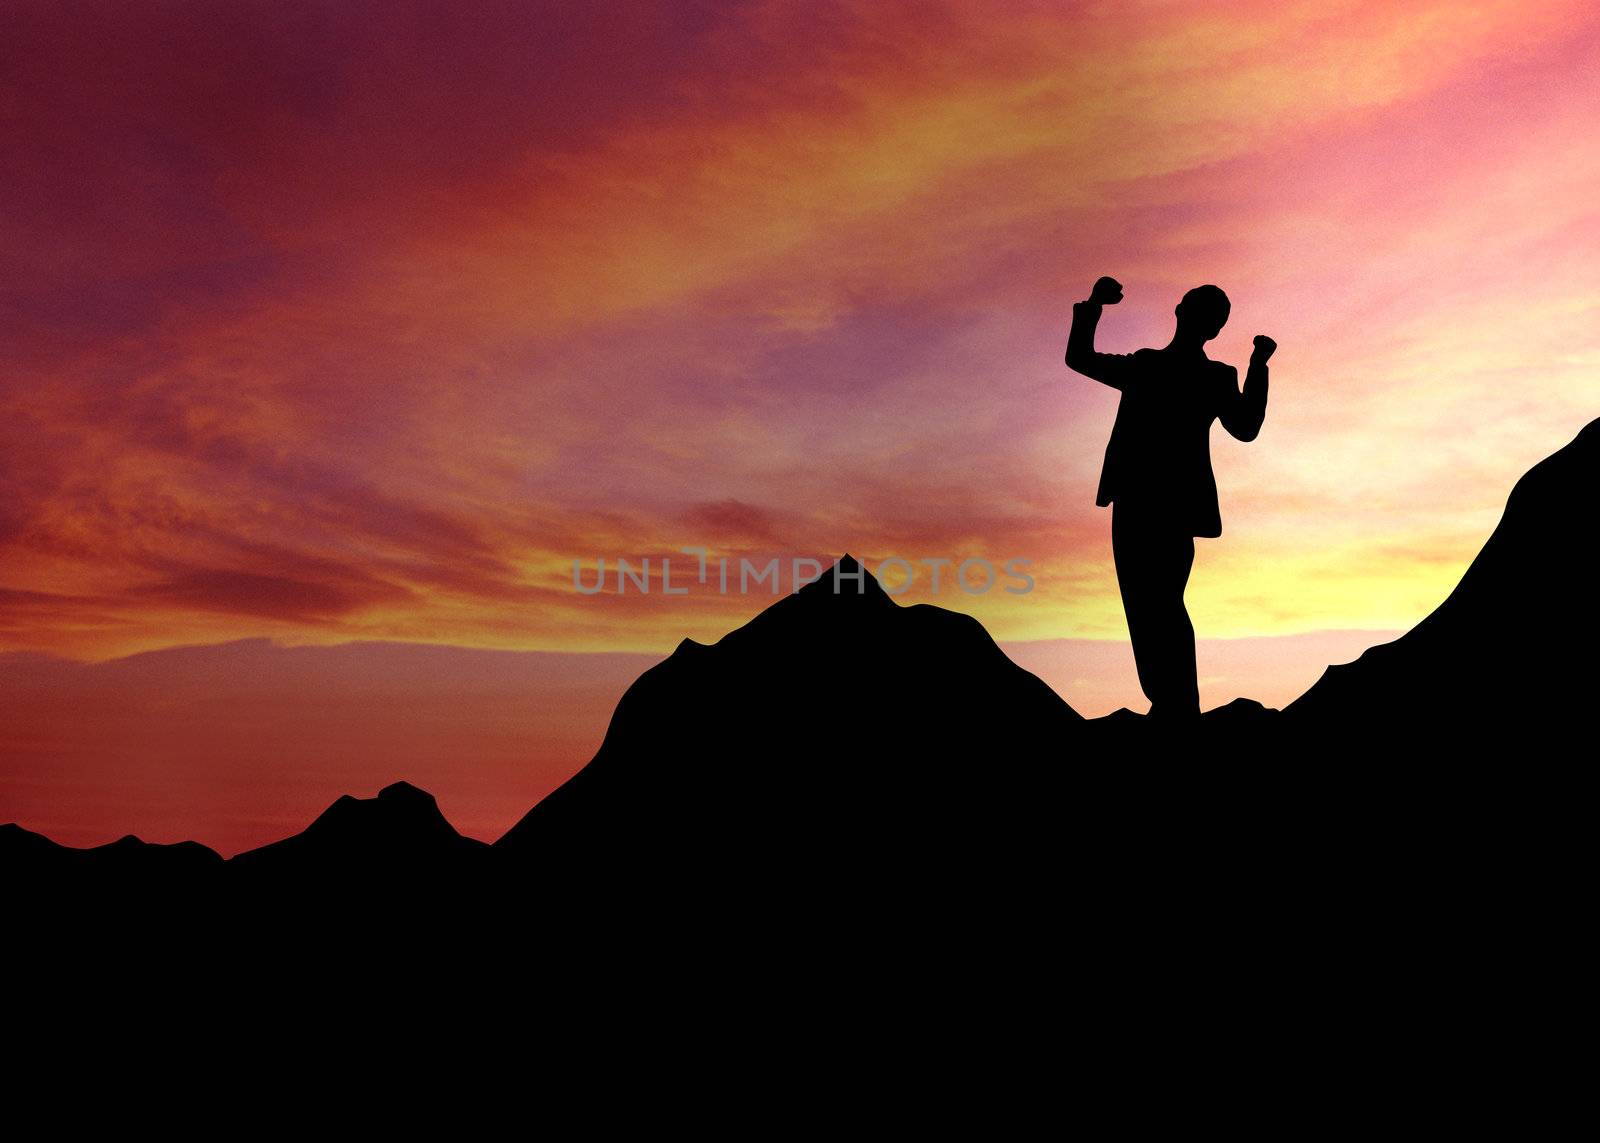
[2,822,222,886]
[0,636,657,857]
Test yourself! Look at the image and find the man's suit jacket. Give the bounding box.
[1067,300,1267,538]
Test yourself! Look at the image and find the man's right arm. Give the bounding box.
[1065,276,1137,390]
[1219,335,1275,442]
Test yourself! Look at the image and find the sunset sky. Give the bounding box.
[4,1,1599,852]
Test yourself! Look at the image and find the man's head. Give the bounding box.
[1175,284,1230,342]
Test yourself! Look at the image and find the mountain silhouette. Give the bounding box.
[4,422,1594,923]
[494,554,1082,909]
[1286,416,1598,742]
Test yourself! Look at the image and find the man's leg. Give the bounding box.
[1155,531,1199,717]
[1112,505,1199,717]
[1112,504,1164,710]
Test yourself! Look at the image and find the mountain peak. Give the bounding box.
[795,553,889,603]
[378,780,434,804]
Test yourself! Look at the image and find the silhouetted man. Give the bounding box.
[1067,276,1275,719]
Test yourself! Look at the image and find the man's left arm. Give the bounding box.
[1219,335,1274,442]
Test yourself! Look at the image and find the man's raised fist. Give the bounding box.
[1088,276,1124,305]
[1251,335,1277,363]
